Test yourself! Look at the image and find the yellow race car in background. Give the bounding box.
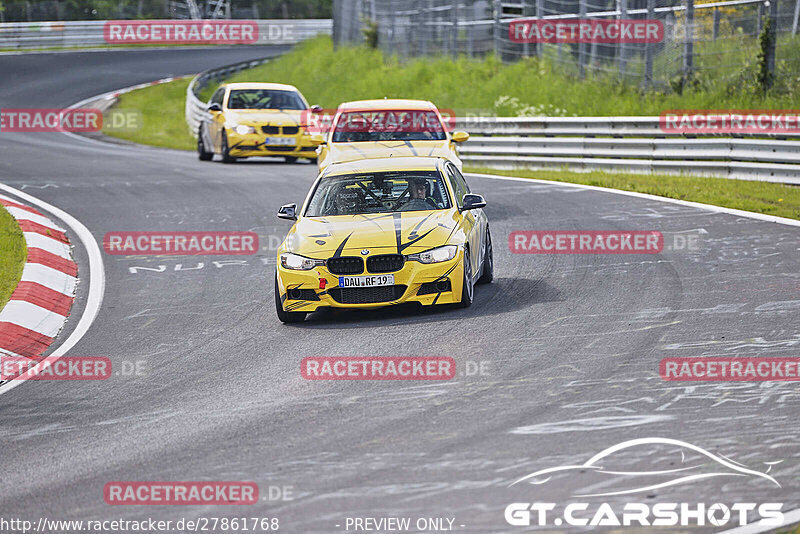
[198,82,322,163]
[274,156,493,323]
[312,99,470,172]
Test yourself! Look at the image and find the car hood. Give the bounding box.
[327,140,451,165]
[225,109,303,126]
[284,210,459,256]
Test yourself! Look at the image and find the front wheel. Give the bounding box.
[221,131,237,164]
[459,249,474,308]
[477,227,493,285]
[275,276,306,323]
[197,126,213,161]
[283,156,298,164]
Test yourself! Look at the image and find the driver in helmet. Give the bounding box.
[399,177,435,211]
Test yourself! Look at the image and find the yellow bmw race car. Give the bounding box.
[274,156,493,323]
[312,99,470,172]
[197,82,322,163]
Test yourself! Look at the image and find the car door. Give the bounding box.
[206,87,227,151]
[445,162,483,279]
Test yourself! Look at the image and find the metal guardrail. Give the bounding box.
[182,59,800,184]
[458,133,800,184]
[0,19,331,49]
[454,116,800,139]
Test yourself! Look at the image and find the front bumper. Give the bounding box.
[276,250,466,313]
[227,130,318,158]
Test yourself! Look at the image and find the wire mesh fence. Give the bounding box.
[334,0,800,90]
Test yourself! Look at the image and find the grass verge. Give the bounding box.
[106,77,196,150]
[465,166,800,220]
[217,36,800,116]
[0,205,28,310]
[102,35,800,222]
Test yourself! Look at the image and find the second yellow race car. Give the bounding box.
[274,156,493,323]
[312,99,470,172]
[197,82,321,163]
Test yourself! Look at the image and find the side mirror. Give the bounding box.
[451,131,469,143]
[207,103,222,113]
[309,134,326,146]
[460,194,486,212]
[310,104,323,113]
[277,203,297,221]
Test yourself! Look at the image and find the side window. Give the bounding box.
[446,163,469,207]
[210,88,225,105]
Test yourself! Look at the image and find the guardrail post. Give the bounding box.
[793,0,800,36]
[451,0,459,57]
[535,0,543,58]
[766,0,778,90]
[683,0,694,82]
[494,0,502,57]
[645,0,655,87]
[757,1,764,35]
[618,0,628,79]
[420,0,428,55]
[578,0,587,78]
[712,7,720,40]
[522,0,530,57]
[389,0,396,52]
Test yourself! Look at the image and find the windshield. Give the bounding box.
[226,89,306,110]
[331,110,447,142]
[305,171,452,217]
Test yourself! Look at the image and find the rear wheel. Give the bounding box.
[221,131,237,164]
[197,126,213,161]
[459,249,474,308]
[284,156,298,164]
[477,227,493,285]
[275,276,306,323]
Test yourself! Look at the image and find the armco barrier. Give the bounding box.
[182,58,800,184]
[0,19,331,50]
[456,135,800,184]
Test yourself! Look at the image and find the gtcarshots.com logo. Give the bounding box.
[505,438,784,528]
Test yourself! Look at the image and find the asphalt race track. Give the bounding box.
[0,47,799,533]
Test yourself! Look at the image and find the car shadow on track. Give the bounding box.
[220,159,317,165]
[288,277,564,329]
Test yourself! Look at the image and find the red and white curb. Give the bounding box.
[0,194,77,360]
[0,183,104,395]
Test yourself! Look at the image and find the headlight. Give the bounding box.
[280,252,322,270]
[234,124,256,135]
[412,245,458,264]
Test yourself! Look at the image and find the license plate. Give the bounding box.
[338,275,394,288]
[264,137,296,146]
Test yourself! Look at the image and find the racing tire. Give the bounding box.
[275,276,307,323]
[221,131,237,164]
[284,156,298,164]
[459,249,474,308]
[477,227,494,285]
[197,126,213,161]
